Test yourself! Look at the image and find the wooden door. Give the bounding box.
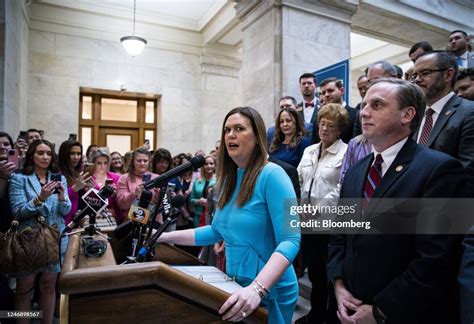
[99,128,139,155]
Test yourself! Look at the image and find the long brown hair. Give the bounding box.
[127,147,151,182]
[217,107,268,208]
[58,140,83,186]
[22,139,58,175]
[270,107,306,152]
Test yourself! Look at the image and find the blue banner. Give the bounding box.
[314,59,350,104]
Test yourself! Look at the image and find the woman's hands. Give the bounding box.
[197,197,207,207]
[219,285,261,322]
[72,171,92,192]
[213,241,225,255]
[38,181,61,201]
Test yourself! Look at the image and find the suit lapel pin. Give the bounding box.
[395,165,403,172]
[445,110,452,116]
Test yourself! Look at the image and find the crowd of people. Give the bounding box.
[0,29,473,324]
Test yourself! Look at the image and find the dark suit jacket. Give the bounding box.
[297,98,320,126]
[268,156,300,198]
[414,94,474,194]
[327,138,467,323]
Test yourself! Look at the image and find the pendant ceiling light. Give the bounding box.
[120,0,147,56]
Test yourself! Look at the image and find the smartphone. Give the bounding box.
[18,131,27,142]
[7,149,19,168]
[167,182,176,192]
[50,173,62,194]
[69,133,77,141]
[142,173,151,183]
[84,162,95,175]
[105,179,114,186]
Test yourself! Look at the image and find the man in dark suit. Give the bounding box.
[327,77,468,323]
[319,77,357,143]
[297,73,320,136]
[413,50,474,192]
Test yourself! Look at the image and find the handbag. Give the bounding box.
[0,212,60,277]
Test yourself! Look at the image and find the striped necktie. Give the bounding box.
[363,154,383,208]
[418,108,434,145]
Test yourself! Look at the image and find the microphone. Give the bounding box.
[128,190,153,224]
[66,185,115,229]
[137,208,180,261]
[143,155,205,190]
[170,194,186,209]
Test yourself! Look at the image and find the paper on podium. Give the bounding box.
[172,266,242,294]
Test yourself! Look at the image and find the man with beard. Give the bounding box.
[413,50,474,192]
[448,30,471,69]
[297,73,320,126]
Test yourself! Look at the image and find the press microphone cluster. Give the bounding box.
[128,190,153,224]
[65,185,115,230]
[143,155,205,191]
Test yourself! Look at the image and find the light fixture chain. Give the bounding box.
[133,0,136,35]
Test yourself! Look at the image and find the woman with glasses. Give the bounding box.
[296,103,349,324]
[269,108,311,168]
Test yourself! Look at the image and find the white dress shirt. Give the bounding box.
[416,92,455,143]
[371,137,408,176]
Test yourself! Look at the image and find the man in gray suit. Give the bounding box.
[413,50,474,192]
[414,51,474,324]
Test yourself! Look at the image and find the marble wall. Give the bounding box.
[27,29,241,154]
[237,0,354,128]
[0,0,29,136]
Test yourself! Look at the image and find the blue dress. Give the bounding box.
[269,137,311,168]
[194,163,301,324]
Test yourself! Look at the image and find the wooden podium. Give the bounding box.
[59,234,268,324]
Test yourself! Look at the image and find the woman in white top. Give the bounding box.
[295,103,349,324]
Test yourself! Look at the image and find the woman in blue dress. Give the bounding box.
[159,106,301,323]
[269,107,311,168]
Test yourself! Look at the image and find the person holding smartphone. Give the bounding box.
[58,140,94,226]
[9,139,71,324]
[0,132,20,321]
[117,147,160,216]
[0,132,17,232]
[86,148,123,224]
[189,155,217,228]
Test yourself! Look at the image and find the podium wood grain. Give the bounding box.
[60,234,268,324]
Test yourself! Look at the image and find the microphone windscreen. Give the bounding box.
[138,190,153,208]
[171,194,186,209]
[190,155,205,169]
[99,185,115,199]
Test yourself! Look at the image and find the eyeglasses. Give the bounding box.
[411,68,448,80]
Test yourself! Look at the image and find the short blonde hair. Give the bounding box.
[318,103,349,132]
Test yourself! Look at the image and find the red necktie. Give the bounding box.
[363,154,383,208]
[418,108,434,145]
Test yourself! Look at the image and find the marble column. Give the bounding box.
[0,0,29,136]
[235,0,358,126]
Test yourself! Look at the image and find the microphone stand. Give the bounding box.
[65,211,111,241]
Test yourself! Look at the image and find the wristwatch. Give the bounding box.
[372,305,387,324]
